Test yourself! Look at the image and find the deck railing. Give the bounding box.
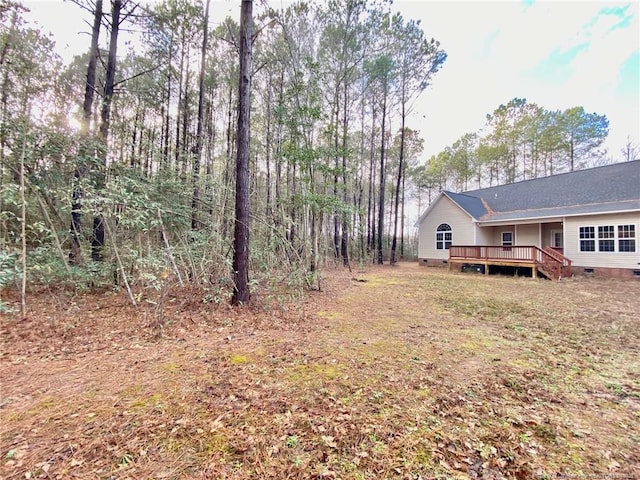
[449,245,572,279]
[541,246,572,278]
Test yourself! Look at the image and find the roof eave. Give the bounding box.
[477,207,640,226]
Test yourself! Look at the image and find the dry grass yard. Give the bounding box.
[1,263,639,479]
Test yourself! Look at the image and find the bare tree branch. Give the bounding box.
[112,63,161,88]
[251,18,276,43]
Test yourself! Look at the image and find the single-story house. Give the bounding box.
[417,160,640,279]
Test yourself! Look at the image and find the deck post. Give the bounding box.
[532,267,537,279]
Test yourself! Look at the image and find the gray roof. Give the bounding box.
[445,192,488,219]
[443,160,640,223]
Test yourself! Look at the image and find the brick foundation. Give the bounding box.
[418,258,449,267]
[574,266,640,280]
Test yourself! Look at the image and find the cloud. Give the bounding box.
[400,0,639,160]
[617,51,640,96]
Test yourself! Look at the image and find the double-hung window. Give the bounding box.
[502,231,513,247]
[618,225,636,252]
[598,226,615,252]
[579,226,595,252]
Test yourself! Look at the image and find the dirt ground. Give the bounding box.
[1,262,639,479]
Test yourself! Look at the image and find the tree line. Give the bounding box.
[412,98,615,205]
[0,0,629,311]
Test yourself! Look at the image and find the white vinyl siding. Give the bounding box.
[565,212,640,269]
[418,195,476,260]
[489,224,539,247]
[474,224,493,245]
[515,224,539,246]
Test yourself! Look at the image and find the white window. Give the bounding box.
[580,224,636,253]
[550,230,563,248]
[618,225,636,252]
[501,231,513,246]
[436,223,452,250]
[598,226,615,252]
[579,226,595,252]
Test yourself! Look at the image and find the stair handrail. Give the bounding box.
[542,246,571,266]
[535,246,572,279]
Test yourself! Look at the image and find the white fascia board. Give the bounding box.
[414,192,446,227]
[478,217,563,227]
[478,208,640,226]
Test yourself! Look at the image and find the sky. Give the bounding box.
[396,1,640,160]
[23,0,640,162]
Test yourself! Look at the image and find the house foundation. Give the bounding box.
[574,267,640,280]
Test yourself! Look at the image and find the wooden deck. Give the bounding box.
[449,245,572,280]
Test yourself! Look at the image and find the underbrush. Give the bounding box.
[1,264,639,479]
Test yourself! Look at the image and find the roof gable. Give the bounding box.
[416,191,476,226]
[444,192,488,219]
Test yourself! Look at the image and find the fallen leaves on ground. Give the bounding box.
[1,263,639,479]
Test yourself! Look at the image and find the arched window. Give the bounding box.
[436,223,452,250]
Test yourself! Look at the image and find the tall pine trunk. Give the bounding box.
[332,90,340,260]
[161,33,173,170]
[174,38,185,175]
[340,83,350,268]
[376,76,388,265]
[390,88,406,264]
[92,0,121,263]
[191,0,210,231]
[221,83,234,243]
[180,49,191,180]
[70,0,102,265]
[366,102,376,256]
[400,162,406,259]
[231,0,253,305]
[265,81,272,218]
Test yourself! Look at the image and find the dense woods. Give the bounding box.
[0,0,623,308]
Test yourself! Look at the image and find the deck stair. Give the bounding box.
[539,247,572,279]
